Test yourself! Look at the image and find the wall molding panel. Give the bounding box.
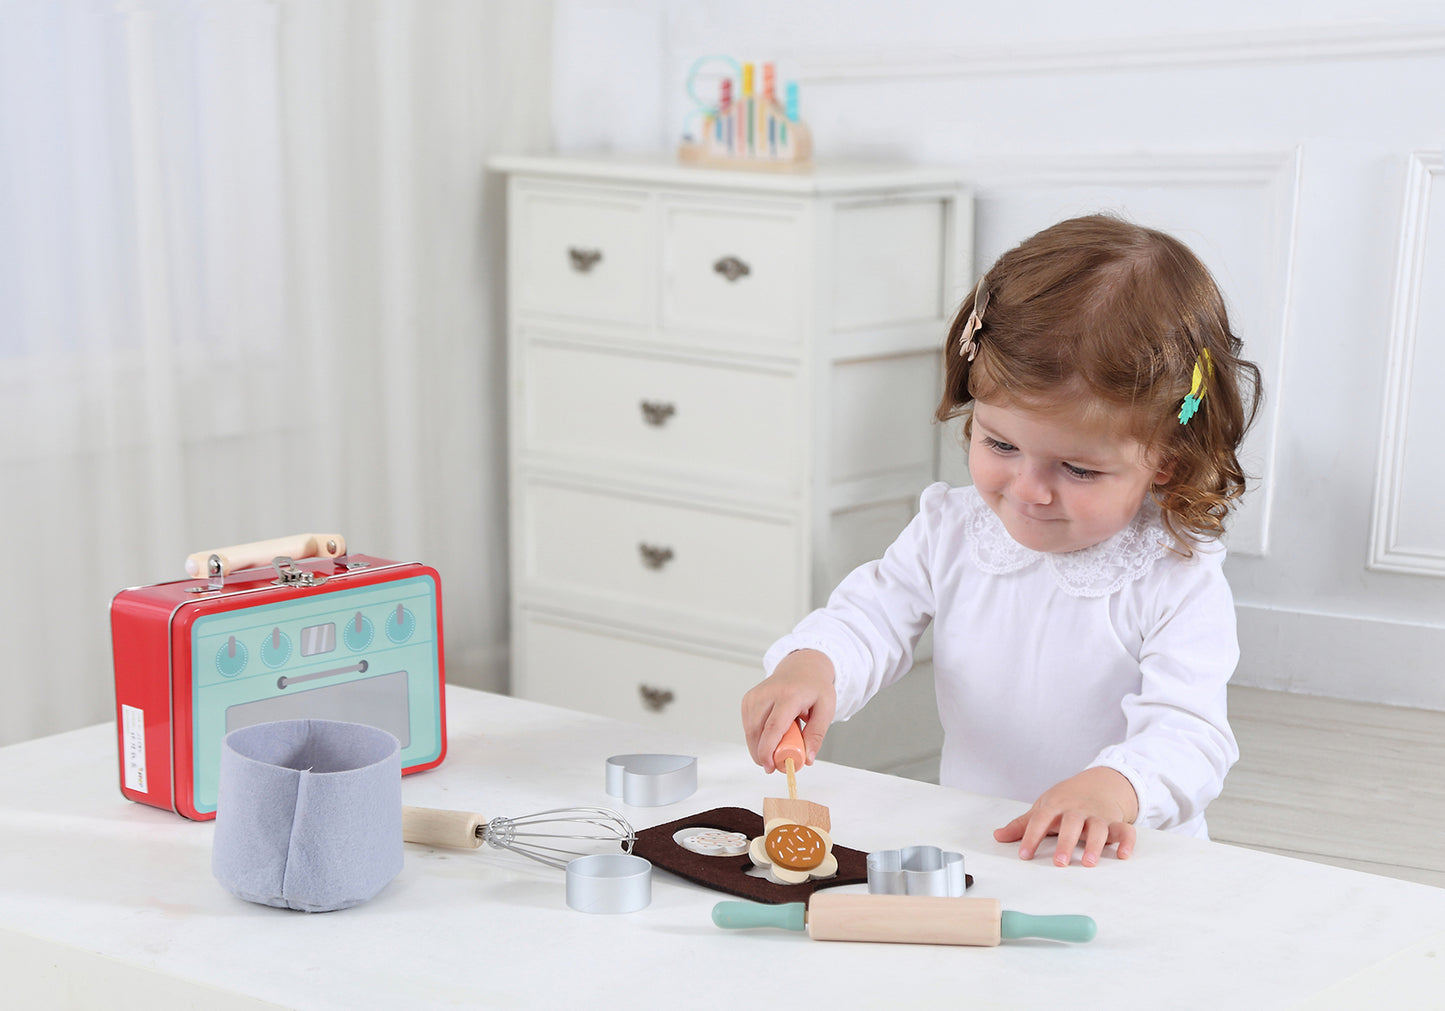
[959,151,1303,189]
[1370,150,1445,578]
[797,23,1445,81]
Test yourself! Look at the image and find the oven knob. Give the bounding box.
[261,627,292,668]
[385,603,415,643]
[344,611,374,651]
[215,635,249,677]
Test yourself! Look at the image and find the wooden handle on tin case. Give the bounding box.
[184,533,347,577]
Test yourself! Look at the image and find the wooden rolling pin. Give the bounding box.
[712,894,1096,947]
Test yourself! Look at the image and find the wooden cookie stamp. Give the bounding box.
[762,796,831,833]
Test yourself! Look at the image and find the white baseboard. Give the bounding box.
[1234,604,1445,712]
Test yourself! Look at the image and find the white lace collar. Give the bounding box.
[960,486,1172,598]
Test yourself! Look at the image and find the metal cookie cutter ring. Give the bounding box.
[867,846,967,897]
[565,854,653,914]
[605,754,698,807]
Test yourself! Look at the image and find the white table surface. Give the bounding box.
[3,686,1443,1010]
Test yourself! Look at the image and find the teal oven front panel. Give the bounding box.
[189,575,442,814]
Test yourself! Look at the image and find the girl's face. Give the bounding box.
[968,396,1169,554]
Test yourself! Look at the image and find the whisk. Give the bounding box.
[402,805,637,870]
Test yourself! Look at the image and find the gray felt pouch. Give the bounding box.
[212,719,403,912]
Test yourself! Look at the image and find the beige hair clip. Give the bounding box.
[959,276,989,361]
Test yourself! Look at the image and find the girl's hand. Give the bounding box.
[994,767,1139,867]
[741,649,836,771]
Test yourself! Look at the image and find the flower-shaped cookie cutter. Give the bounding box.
[866,845,967,897]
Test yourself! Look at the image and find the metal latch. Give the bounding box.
[271,556,328,588]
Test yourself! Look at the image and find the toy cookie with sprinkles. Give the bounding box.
[749,819,838,884]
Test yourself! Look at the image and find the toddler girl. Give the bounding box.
[742,215,1261,867]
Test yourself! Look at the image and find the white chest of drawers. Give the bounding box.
[491,156,972,742]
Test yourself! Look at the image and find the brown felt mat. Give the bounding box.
[631,805,972,905]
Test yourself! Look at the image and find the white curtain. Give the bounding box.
[0,0,552,745]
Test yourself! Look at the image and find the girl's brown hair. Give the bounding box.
[936,215,1262,548]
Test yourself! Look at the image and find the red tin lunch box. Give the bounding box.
[110,534,447,820]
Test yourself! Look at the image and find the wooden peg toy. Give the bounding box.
[774,717,806,798]
[764,718,829,831]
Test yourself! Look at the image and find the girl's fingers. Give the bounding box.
[801,698,834,764]
[742,705,781,768]
[1111,821,1138,860]
[756,711,792,772]
[1082,818,1110,867]
[757,708,815,771]
[993,812,1030,843]
[1018,809,1059,861]
[1053,812,1086,866]
[996,810,1135,866]
[741,693,795,768]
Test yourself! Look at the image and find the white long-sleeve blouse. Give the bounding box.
[763,482,1240,838]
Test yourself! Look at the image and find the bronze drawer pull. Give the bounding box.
[639,684,675,712]
[713,255,750,282]
[638,543,674,570]
[639,400,676,426]
[568,247,603,272]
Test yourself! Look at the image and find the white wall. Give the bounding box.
[0,0,554,746]
[551,0,1445,710]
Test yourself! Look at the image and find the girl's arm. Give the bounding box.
[743,483,947,769]
[995,542,1238,866]
[1088,542,1240,831]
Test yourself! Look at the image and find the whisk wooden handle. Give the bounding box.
[402,806,484,849]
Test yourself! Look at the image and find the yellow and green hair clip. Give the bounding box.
[1178,348,1213,425]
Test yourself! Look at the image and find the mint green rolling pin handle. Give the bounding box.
[712,901,807,932]
[1001,910,1097,943]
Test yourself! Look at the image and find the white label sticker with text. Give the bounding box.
[122,704,147,793]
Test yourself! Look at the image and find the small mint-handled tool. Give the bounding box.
[712,894,1096,946]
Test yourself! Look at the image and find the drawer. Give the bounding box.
[831,198,949,330]
[516,611,760,741]
[519,480,800,630]
[513,183,654,325]
[521,338,800,492]
[661,197,805,345]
